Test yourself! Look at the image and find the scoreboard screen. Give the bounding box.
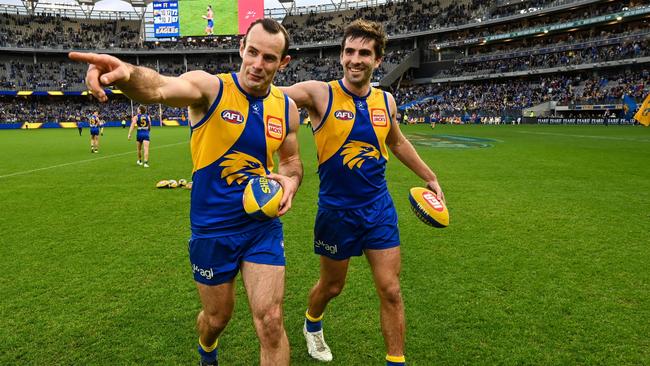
[153,1,180,37]
[154,0,264,38]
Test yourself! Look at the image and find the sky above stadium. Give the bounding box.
[0,0,332,11]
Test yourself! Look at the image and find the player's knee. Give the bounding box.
[322,281,345,299]
[377,283,402,306]
[203,311,232,333]
[253,306,284,344]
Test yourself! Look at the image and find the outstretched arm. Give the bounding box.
[385,93,445,202]
[69,52,214,109]
[267,98,303,216]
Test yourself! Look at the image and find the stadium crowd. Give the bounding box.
[437,40,649,77]
[1,0,648,124]
[395,69,649,119]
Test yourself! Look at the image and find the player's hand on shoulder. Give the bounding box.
[266,173,299,216]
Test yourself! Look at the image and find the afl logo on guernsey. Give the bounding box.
[334,110,354,121]
[371,108,388,127]
[422,191,444,212]
[266,116,284,140]
[221,110,245,124]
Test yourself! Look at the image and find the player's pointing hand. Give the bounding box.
[69,52,131,103]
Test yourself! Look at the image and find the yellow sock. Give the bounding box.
[305,309,324,322]
[199,337,219,352]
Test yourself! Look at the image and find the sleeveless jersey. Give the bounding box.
[89,115,100,126]
[190,73,290,238]
[136,113,151,130]
[314,80,393,209]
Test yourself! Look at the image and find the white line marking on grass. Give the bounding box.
[0,141,187,179]
[516,131,650,142]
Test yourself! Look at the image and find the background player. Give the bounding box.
[128,105,151,168]
[88,110,101,153]
[202,5,214,35]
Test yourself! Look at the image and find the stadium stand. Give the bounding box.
[0,0,648,125]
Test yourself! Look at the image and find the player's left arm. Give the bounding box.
[385,92,445,203]
[268,98,303,216]
[127,115,136,140]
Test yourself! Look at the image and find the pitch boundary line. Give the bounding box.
[0,141,187,179]
[516,131,650,142]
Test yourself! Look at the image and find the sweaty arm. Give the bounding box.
[385,93,446,202]
[268,98,303,216]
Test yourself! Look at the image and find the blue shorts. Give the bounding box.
[90,126,100,136]
[188,221,285,285]
[207,19,214,28]
[314,193,400,260]
[136,130,150,142]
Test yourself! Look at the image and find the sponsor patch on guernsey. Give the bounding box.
[266,116,284,140]
[334,110,354,120]
[221,110,245,124]
[371,108,387,127]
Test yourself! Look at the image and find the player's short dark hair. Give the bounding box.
[243,18,290,58]
[138,105,146,114]
[341,19,386,59]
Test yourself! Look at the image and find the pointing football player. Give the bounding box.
[128,105,151,168]
[70,18,302,366]
[280,19,444,366]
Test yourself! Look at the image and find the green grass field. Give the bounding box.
[1,124,649,365]
[180,0,238,37]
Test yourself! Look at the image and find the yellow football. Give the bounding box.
[242,176,283,220]
[408,187,449,228]
[156,180,170,188]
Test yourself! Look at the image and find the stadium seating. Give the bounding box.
[0,0,648,123]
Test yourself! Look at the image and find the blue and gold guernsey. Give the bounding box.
[89,114,101,135]
[190,73,290,238]
[89,114,100,126]
[136,113,151,130]
[315,80,393,209]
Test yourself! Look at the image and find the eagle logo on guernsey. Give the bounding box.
[221,110,245,124]
[334,110,354,121]
[219,151,266,185]
[340,140,380,169]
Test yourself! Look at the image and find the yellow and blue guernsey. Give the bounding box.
[89,114,100,135]
[315,80,393,209]
[135,113,151,141]
[136,113,151,130]
[190,73,290,238]
[89,114,100,126]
